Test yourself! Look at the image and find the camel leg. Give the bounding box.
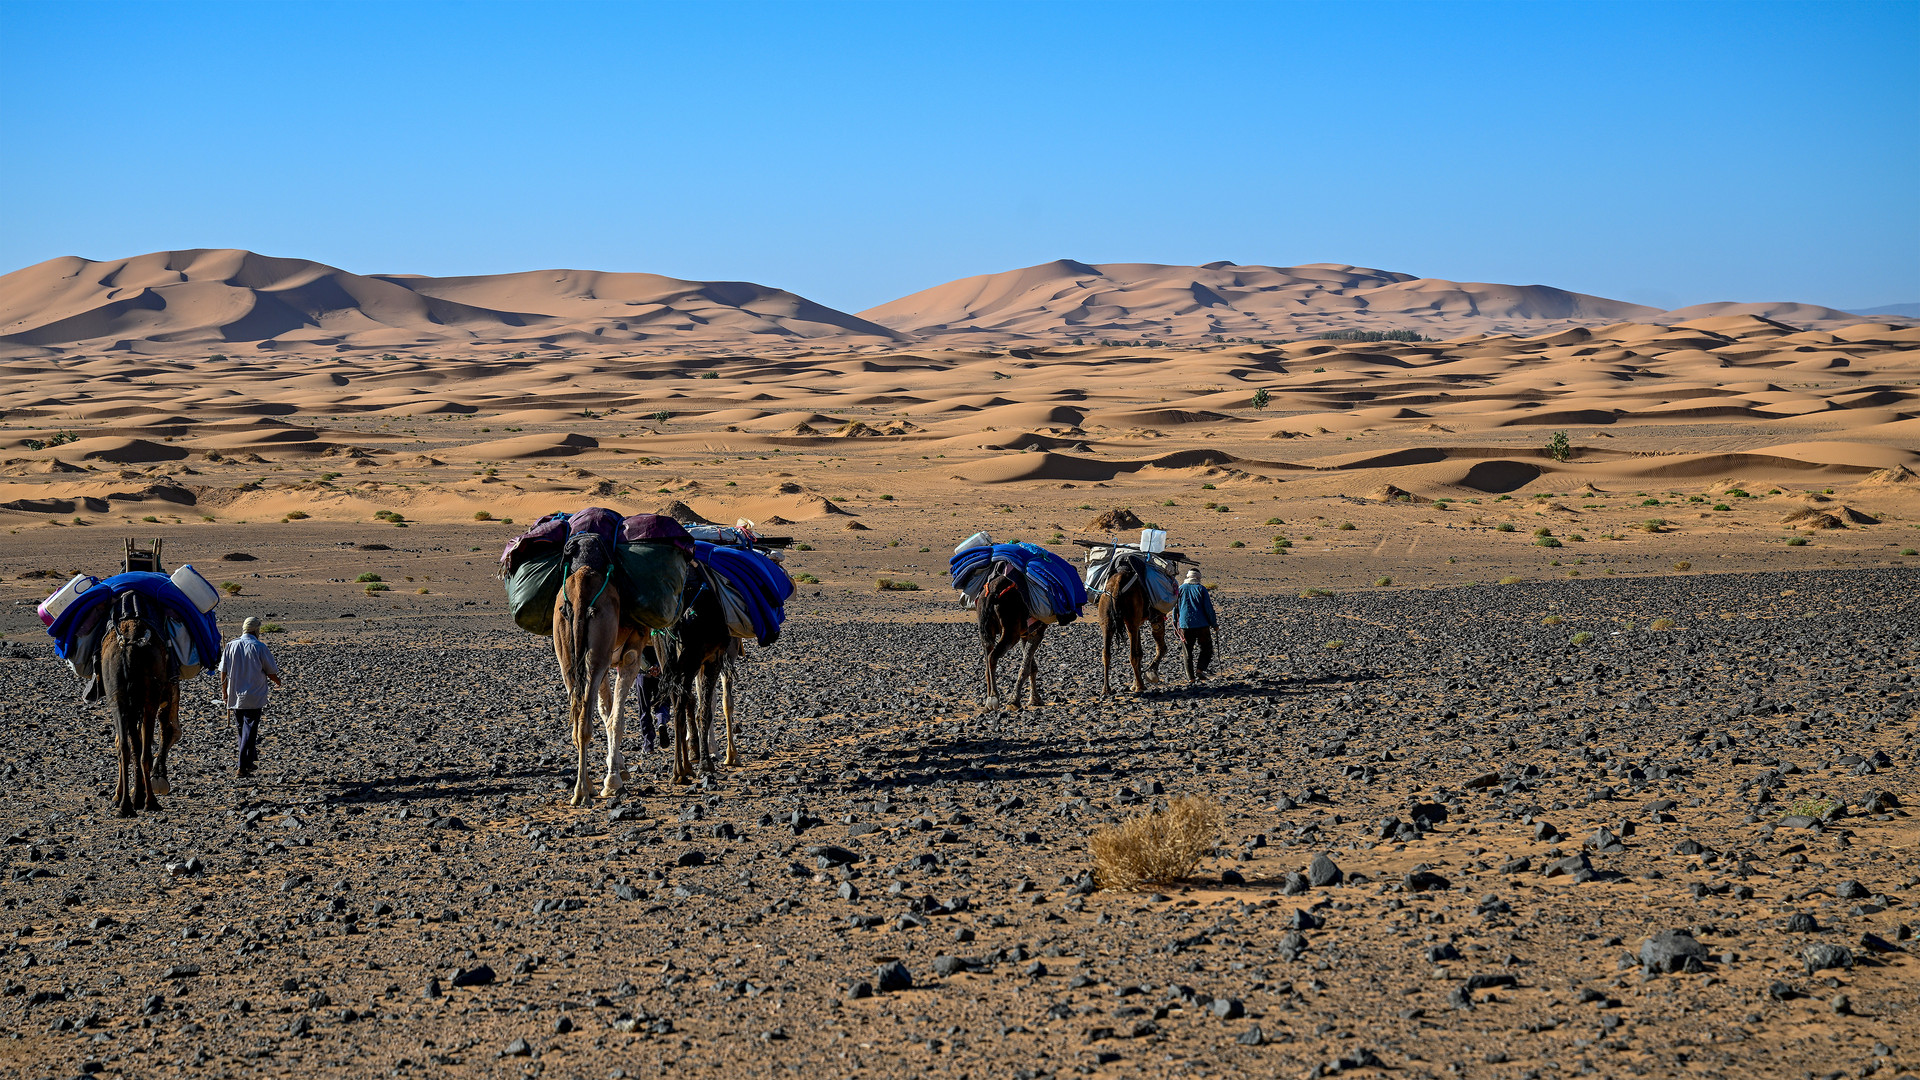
[150,682,179,796]
[695,665,717,776]
[982,621,1010,712]
[721,665,739,768]
[113,720,135,818]
[670,678,694,785]
[1022,634,1045,707]
[1148,616,1167,686]
[602,647,637,796]
[1121,614,1136,687]
[136,699,162,812]
[991,624,1022,713]
[1099,612,1116,699]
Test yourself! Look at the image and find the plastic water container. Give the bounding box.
[1139,528,1167,553]
[38,574,98,626]
[954,531,992,555]
[170,564,221,614]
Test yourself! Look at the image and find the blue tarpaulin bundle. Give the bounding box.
[47,572,222,673]
[949,542,1086,624]
[691,541,794,646]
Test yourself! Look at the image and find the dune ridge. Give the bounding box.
[0,250,1903,358]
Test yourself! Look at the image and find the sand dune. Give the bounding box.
[4,250,1907,360]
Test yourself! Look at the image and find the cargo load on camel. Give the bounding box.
[501,509,694,635]
[948,533,1088,625]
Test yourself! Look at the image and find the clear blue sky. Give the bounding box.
[2,1,1915,312]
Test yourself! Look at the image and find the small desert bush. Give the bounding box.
[1229,540,1245,548]
[1902,548,1918,557]
[1535,537,1562,548]
[794,542,813,551]
[1570,631,1594,645]
[1498,575,1522,585]
[1641,519,1666,533]
[1324,639,1345,649]
[1650,618,1676,631]
[793,572,819,584]
[876,578,920,591]
[285,510,310,521]
[1786,536,1808,546]
[1265,517,1283,525]
[1374,576,1392,587]
[261,623,285,634]
[1089,796,1224,890]
[1495,522,1515,533]
[1299,587,1332,598]
[365,583,390,593]
[1337,522,1356,531]
[1786,797,1840,820]
[356,572,382,583]
[474,510,494,521]
[1542,615,1563,626]
[1533,527,1553,537]
[1671,561,1691,571]
[220,582,242,596]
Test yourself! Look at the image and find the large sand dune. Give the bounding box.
[1,250,1904,358]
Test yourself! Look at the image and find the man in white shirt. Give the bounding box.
[218,617,283,777]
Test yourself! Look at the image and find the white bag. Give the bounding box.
[168,618,204,681]
[954,532,992,555]
[170,565,221,614]
[712,573,757,640]
[38,573,98,626]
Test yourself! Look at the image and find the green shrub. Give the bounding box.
[365,583,390,593]
[1545,430,1571,463]
[1324,639,1346,649]
[1570,631,1593,645]
[793,572,819,584]
[1786,536,1808,546]
[1337,522,1356,531]
[1374,576,1392,587]
[1650,618,1676,631]
[876,578,920,591]
[1495,523,1515,532]
[474,510,494,521]
[1535,537,1562,548]
[1265,517,1282,525]
[1542,615,1563,626]
[356,572,382,583]
[1229,540,1245,548]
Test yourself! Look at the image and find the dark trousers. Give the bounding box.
[232,709,263,774]
[1182,626,1215,682]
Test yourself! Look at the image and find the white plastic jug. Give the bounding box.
[170,564,221,614]
[38,574,98,626]
[955,532,992,555]
[1139,528,1167,554]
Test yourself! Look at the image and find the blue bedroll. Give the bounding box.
[48,572,221,667]
[948,543,1085,618]
[691,542,794,646]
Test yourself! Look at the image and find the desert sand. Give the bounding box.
[1,250,1916,1080]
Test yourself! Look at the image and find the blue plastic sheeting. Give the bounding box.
[949,542,1087,619]
[47,572,221,668]
[691,542,795,646]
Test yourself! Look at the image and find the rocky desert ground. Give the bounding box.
[0,251,1916,1080]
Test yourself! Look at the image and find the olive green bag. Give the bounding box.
[504,552,567,636]
[614,541,691,630]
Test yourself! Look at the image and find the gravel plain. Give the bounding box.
[0,537,1915,1080]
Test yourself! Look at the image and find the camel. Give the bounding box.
[98,592,180,817]
[1096,553,1167,696]
[977,561,1048,711]
[551,536,648,806]
[657,566,740,784]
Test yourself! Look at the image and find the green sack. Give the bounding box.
[614,541,690,631]
[505,552,566,636]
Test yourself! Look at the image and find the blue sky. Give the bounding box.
[2,1,1914,312]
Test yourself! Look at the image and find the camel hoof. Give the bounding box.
[569,790,591,807]
[150,774,170,797]
[115,805,135,819]
[724,753,739,767]
[600,782,621,798]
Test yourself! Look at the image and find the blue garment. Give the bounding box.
[1175,582,1218,629]
[218,634,281,709]
[47,572,221,671]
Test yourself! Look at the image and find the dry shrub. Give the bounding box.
[1090,796,1224,890]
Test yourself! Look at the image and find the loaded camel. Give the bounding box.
[657,565,741,783]
[551,531,649,806]
[977,560,1048,711]
[99,592,180,816]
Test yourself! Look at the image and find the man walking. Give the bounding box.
[1175,568,1218,683]
[218,616,282,777]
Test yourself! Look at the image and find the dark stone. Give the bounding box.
[1281,872,1310,895]
[1404,870,1451,892]
[1836,880,1869,900]
[846,981,873,1000]
[503,1037,532,1057]
[1307,854,1343,887]
[675,849,707,867]
[448,964,495,988]
[1236,1025,1265,1045]
[1638,931,1708,974]
[1802,944,1855,974]
[1783,913,1819,933]
[874,961,913,993]
[1210,997,1244,1019]
[1465,973,1518,991]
